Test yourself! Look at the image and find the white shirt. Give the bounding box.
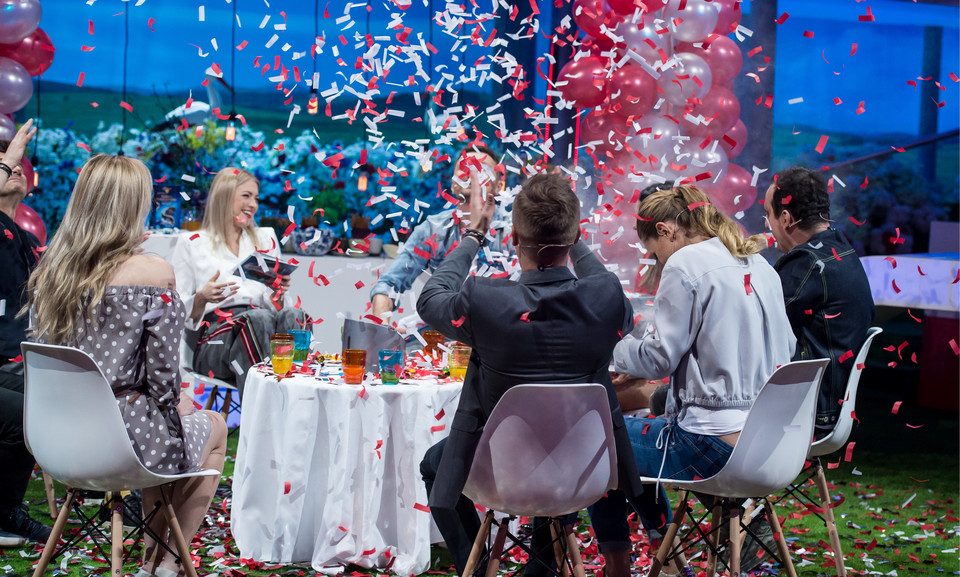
[170,227,293,330]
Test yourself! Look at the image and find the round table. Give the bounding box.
[231,364,462,575]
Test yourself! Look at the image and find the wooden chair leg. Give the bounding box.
[42,472,57,520]
[646,490,690,577]
[159,485,199,577]
[221,389,233,421]
[110,493,124,577]
[484,516,510,577]
[814,462,846,577]
[564,522,587,577]
[726,502,741,577]
[203,385,218,411]
[763,501,798,577]
[463,510,494,577]
[32,489,75,577]
[549,520,568,577]
[706,502,722,577]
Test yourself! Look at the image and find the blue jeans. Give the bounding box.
[589,416,733,549]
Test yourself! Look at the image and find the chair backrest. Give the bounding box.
[21,342,177,492]
[462,383,618,517]
[810,327,883,457]
[688,359,829,498]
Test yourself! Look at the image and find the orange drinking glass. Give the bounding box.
[342,349,367,384]
[423,330,445,358]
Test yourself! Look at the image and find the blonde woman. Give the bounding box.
[27,155,227,577]
[171,167,304,399]
[604,185,795,577]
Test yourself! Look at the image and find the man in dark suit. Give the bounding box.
[417,171,645,576]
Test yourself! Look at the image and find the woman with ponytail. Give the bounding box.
[605,185,795,576]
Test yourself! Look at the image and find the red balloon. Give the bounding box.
[711,0,743,36]
[559,56,610,109]
[573,0,615,47]
[0,27,53,77]
[609,64,658,118]
[676,34,742,86]
[20,154,33,192]
[702,163,756,215]
[718,119,747,159]
[14,203,46,244]
[680,85,740,139]
[608,0,665,15]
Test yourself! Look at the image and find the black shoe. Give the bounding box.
[97,490,143,531]
[0,506,52,543]
[720,512,775,573]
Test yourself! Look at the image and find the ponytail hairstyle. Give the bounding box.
[635,184,765,259]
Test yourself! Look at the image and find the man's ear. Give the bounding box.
[780,208,797,228]
[511,226,519,246]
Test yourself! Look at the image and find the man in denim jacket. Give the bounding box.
[369,145,513,329]
[764,167,875,436]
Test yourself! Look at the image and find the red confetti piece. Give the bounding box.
[856,101,866,115]
[844,441,855,462]
[77,72,85,87]
[283,481,291,495]
[147,17,155,32]
[907,309,921,323]
[81,45,95,52]
[815,135,829,154]
[905,423,924,429]
[838,350,853,364]
[833,97,842,105]
[892,280,901,294]
[77,142,91,152]
[884,256,897,269]
[159,294,172,304]
[824,312,841,319]
[120,101,133,112]
[362,548,377,556]
[744,274,752,295]
[355,280,364,290]
[519,311,531,322]
[413,503,431,513]
[430,424,446,433]
[831,247,843,261]
[858,6,875,21]
[917,265,926,276]
[803,30,814,38]
[687,201,709,211]
[363,314,383,325]
[850,43,858,56]
[891,401,902,414]
[251,141,265,151]
[950,339,960,355]
[775,12,789,25]
[451,316,466,327]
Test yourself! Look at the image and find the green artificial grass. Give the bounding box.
[3,390,957,577]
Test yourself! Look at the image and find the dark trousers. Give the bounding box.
[421,438,563,576]
[0,365,34,510]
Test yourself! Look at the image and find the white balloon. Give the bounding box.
[662,0,719,43]
[617,17,673,66]
[657,51,712,106]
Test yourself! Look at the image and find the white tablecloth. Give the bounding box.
[231,366,462,575]
[861,252,959,311]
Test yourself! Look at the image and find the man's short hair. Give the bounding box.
[771,167,831,231]
[513,173,580,245]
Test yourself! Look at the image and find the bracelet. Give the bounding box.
[0,162,11,178]
[461,228,486,247]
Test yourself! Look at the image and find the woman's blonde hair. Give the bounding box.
[635,184,764,259]
[27,155,153,345]
[202,167,261,250]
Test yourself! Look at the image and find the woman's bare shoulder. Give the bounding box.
[110,254,176,290]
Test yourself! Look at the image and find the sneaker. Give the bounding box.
[0,506,52,543]
[97,490,143,532]
[0,529,26,548]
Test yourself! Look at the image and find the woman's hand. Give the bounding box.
[271,274,291,298]
[197,270,239,306]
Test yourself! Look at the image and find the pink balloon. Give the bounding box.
[0,114,14,140]
[657,52,712,106]
[0,56,32,113]
[609,64,658,118]
[0,0,41,44]
[559,56,610,109]
[703,163,756,215]
[20,154,33,191]
[0,27,54,76]
[676,34,742,86]
[580,112,628,157]
[680,85,740,138]
[711,0,743,35]
[14,203,45,244]
[719,119,747,159]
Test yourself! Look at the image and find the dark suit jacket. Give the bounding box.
[417,239,644,511]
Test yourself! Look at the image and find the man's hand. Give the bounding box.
[611,372,656,413]
[272,274,291,297]
[465,167,496,236]
[0,119,36,174]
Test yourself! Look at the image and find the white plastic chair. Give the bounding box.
[776,327,882,577]
[461,383,618,577]
[22,342,221,577]
[642,359,829,577]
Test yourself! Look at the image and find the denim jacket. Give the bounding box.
[775,228,874,431]
[368,208,513,306]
